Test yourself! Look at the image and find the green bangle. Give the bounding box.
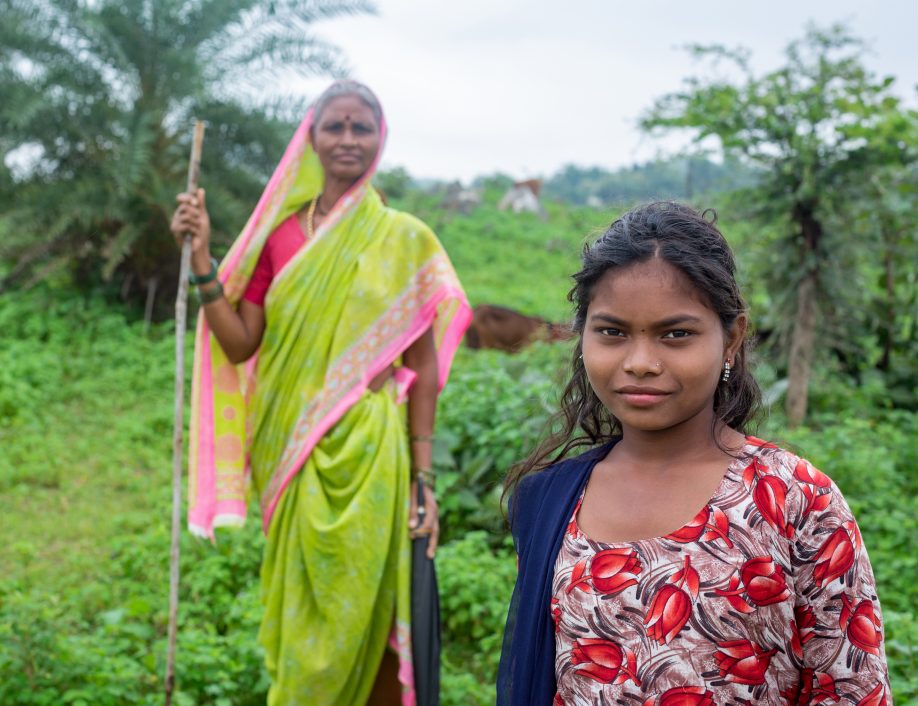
[189,257,219,285]
[411,435,435,444]
[197,280,224,305]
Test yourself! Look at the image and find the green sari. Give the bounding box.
[189,104,470,705]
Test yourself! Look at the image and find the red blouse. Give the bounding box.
[242,215,307,306]
[551,437,891,705]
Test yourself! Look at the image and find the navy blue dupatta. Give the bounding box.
[497,441,617,706]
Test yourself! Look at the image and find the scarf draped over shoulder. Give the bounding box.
[188,107,471,538]
[497,443,615,706]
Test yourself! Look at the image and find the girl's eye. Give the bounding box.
[598,328,625,337]
[663,330,692,339]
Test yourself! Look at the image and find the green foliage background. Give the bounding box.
[1,196,917,704]
[1,9,915,704]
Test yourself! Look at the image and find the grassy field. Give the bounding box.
[2,198,917,704]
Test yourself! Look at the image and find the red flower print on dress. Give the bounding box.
[794,459,831,487]
[665,506,709,543]
[553,693,565,706]
[570,637,641,685]
[741,456,770,486]
[813,522,861,587]
[741,556,791,606]
[795,459,833,515]
[840,594,883,656]
[781,668,809,703]
[754,475,795,538]
[811,673,841,704]
[789,619,804,662]
[644,556,699,644]
[796,604,817,644]
[551,596,561,631]
[700,505,734,548]
[645,584,692,644]
[642,686,716,706]
[856,683,889,706]
[715,556,789,611]
[714,639,778,686]
[790,605,817,662]
[800,484,833,516]
[566,547,642,596]
[665,505,734,548]
[743,458,794,537]
[785,670,841,704]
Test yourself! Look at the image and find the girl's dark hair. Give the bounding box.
[505,201,761,501]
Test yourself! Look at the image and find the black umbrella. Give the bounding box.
[411,477,440,706]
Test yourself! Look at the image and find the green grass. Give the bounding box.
[398,191,619,322]
[2,197,917,704]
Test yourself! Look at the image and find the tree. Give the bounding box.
[0,0,372,317]
[641,24,914,426]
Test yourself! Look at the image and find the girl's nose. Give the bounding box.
[623,343,662,377]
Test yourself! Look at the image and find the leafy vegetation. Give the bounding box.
[1,15,915,706]
[0,0,371,314]
[2,192,916,702]
[642,24,918,426]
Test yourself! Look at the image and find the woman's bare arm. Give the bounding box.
[403,326,440,557]
[171,189,265,363]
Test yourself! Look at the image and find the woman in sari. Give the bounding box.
[170,80,471,705]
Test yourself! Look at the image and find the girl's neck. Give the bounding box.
[614,409,744,468]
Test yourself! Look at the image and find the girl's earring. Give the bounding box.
[721,361,732,382]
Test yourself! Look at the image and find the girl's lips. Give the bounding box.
[617,391,671,407]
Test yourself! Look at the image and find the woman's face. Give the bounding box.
[582,257,744,435]
[311,95,381,184]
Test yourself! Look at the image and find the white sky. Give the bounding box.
[294,0,917,182]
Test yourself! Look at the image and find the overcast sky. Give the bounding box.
[294,1,917,182]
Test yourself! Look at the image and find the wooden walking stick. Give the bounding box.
[165,120,205,706]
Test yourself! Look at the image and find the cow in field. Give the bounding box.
[464,304,573,353]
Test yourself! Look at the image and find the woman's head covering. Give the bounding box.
[218,80,388,301]
[188,82,471,540]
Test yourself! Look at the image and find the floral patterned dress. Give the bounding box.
[551,437,891,705]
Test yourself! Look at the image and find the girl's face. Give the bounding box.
[312,95,380,183]
[582,257,745,435]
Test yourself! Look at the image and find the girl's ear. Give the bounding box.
[725,312,748,360]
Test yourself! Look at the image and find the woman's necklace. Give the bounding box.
[305,194,320,240]
[305,193,331,240]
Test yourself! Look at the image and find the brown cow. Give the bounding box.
[464,304,573,353]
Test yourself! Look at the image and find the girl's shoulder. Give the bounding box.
[741,435,839,493]
[518,442,613,494]
[510,442,615,554]
[511,443,615,527]
[738,435,859,542]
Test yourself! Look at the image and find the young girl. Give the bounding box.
[498,202,891,705]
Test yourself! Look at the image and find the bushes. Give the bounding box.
[438,533,516,706]
[435,343,571,543]
[2,284,917,703]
